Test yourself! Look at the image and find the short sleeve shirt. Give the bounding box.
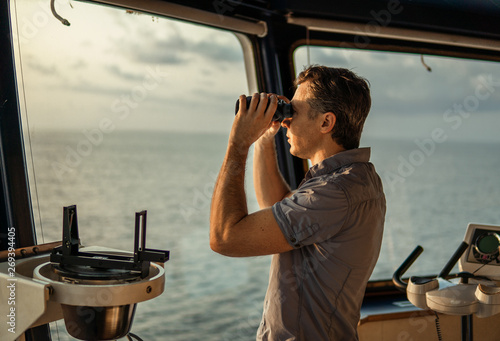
[257,147,386,341]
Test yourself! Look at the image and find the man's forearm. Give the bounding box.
[209,93,293,257]
[253,137,291,208]
[210,144,249,248]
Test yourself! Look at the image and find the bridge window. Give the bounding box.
[294,46,500,280]
[12,1,265,339]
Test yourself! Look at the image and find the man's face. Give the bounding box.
[281,81,324,160]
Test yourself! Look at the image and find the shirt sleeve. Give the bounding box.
[272,177,349,248]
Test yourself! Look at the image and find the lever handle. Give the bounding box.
[438,241,469,279]
[392,245,424,292]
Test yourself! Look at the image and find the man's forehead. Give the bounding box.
[292,82,311,104]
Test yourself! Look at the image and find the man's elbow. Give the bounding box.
[209,229,232,256]
[209,236,224,254]
[210,240,235,257]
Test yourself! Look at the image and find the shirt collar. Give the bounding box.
[301,147,371,184]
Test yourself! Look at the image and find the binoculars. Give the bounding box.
[235,96,293,122]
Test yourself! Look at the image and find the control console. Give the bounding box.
[393,223,500,319]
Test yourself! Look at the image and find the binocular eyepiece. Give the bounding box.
[235,96,293,122]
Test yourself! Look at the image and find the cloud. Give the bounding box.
[194,38,243,63]
[116,32,243,67]
[107,15,243,67]
[124,32,188,65]
[295,46,350,68]
[26,59,59,76]
[105,64,148,81]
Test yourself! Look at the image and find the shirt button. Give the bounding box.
[290,237,297,243]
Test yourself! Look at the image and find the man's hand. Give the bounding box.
[229,93,279,152]
[255,94,290,145]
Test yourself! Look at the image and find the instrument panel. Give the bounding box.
[459,223,500,280]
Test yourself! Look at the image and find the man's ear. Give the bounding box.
[320,112,336,134]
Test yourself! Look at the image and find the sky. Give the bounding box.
[12,0,249,134]
[10,0,500,142]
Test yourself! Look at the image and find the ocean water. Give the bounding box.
[26,130,500,340]
[30,130,270,341]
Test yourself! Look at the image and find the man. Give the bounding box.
[210,65,385,340]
